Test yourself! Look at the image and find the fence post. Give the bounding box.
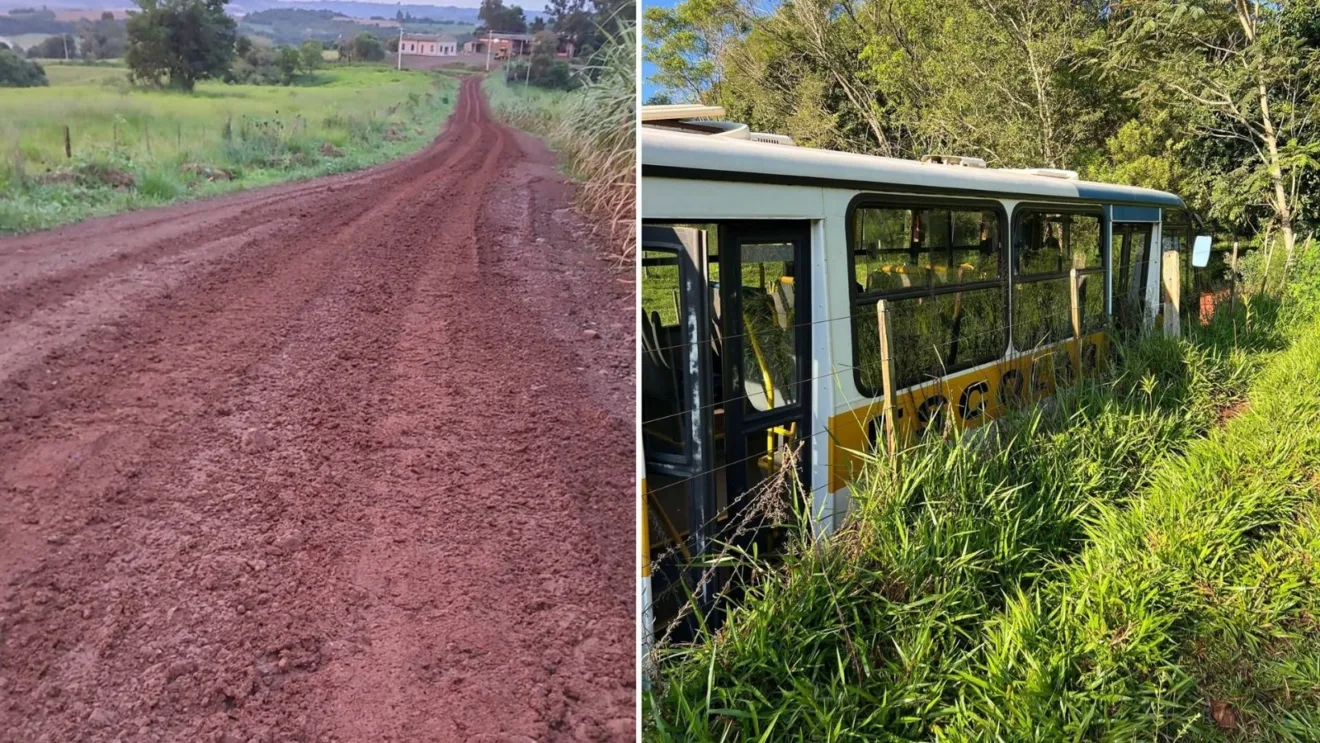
[1162,249,1182,338]
[1069,267,1082,380]
[63,124,71,159]
[877,299,898,463]
[1230,239,1240,314]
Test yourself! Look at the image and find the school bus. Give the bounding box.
[639,105,1212,644]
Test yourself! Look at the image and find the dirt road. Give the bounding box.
[0,76,634,742]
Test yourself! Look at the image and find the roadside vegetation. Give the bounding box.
[645,243,1320,739]
[485,21,635,261]
[0,62,456,234]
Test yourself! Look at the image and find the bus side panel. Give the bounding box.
[826,332,1109,494]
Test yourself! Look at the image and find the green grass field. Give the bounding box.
[0,61,458,235]
[482,73,575,130]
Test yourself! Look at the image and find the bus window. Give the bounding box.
[641,248,687,457]
[738,242,798,411]
[640,223,718,458]
[850,204,1007,395]
[1114,223,1153,333]
[853,209,930,292]
[1013,211,1104,349]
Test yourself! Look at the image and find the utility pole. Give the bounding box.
[484,28,492,71]
[396,2,403,70]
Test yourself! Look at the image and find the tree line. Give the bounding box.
[645,0,1319,267]
[4,11,127,60]
[479,0,633,58]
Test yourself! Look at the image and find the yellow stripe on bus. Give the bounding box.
[827,332,1109,493]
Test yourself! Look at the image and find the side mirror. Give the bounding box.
[1191,235,1212,268]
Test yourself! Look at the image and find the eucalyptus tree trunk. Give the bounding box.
[1236,0,1297,280]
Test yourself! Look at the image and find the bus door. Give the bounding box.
[718,222,812,558]
[640,225,716,639]
[641,221,812,638]
[1113,218,1155,335]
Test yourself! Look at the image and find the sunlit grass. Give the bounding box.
[645,297,1320,740]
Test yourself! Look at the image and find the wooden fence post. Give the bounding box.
[63,125,71,159]
[1069,268,1082,380]
[1162,250,1181,338]
[1230,239,1240,313]
[877,299,898,464]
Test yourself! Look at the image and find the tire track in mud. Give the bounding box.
[0,74,633,743]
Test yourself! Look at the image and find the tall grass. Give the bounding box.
[645,299,1307,740]
[0,62,458,235]
[484,23,636,263]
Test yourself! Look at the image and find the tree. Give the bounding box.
[0,47,46,86]
[277,44,300,83]
[479,0,528,32]
[77,11,127,59]
[546,0,593,48]
[351,32,385,61]
[1104,0,1320,273]
[857,0,1107,165]
[643,0,746,103]
[299,39,322,71]
[235,35,252,56]
[125,0,237,91]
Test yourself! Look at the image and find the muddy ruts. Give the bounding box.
[0,75,633,742]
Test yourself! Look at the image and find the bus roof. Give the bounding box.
[641,127,1185,210]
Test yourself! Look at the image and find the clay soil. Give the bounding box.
[0,75,634,742]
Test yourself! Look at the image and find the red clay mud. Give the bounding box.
[0,75,634,742]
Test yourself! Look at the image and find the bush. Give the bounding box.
[1285,236,1320,318]
[0,48,46,86]
[506,58,576,91]
[230,44,311,85]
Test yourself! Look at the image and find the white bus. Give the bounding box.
[639,106,1209,640]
